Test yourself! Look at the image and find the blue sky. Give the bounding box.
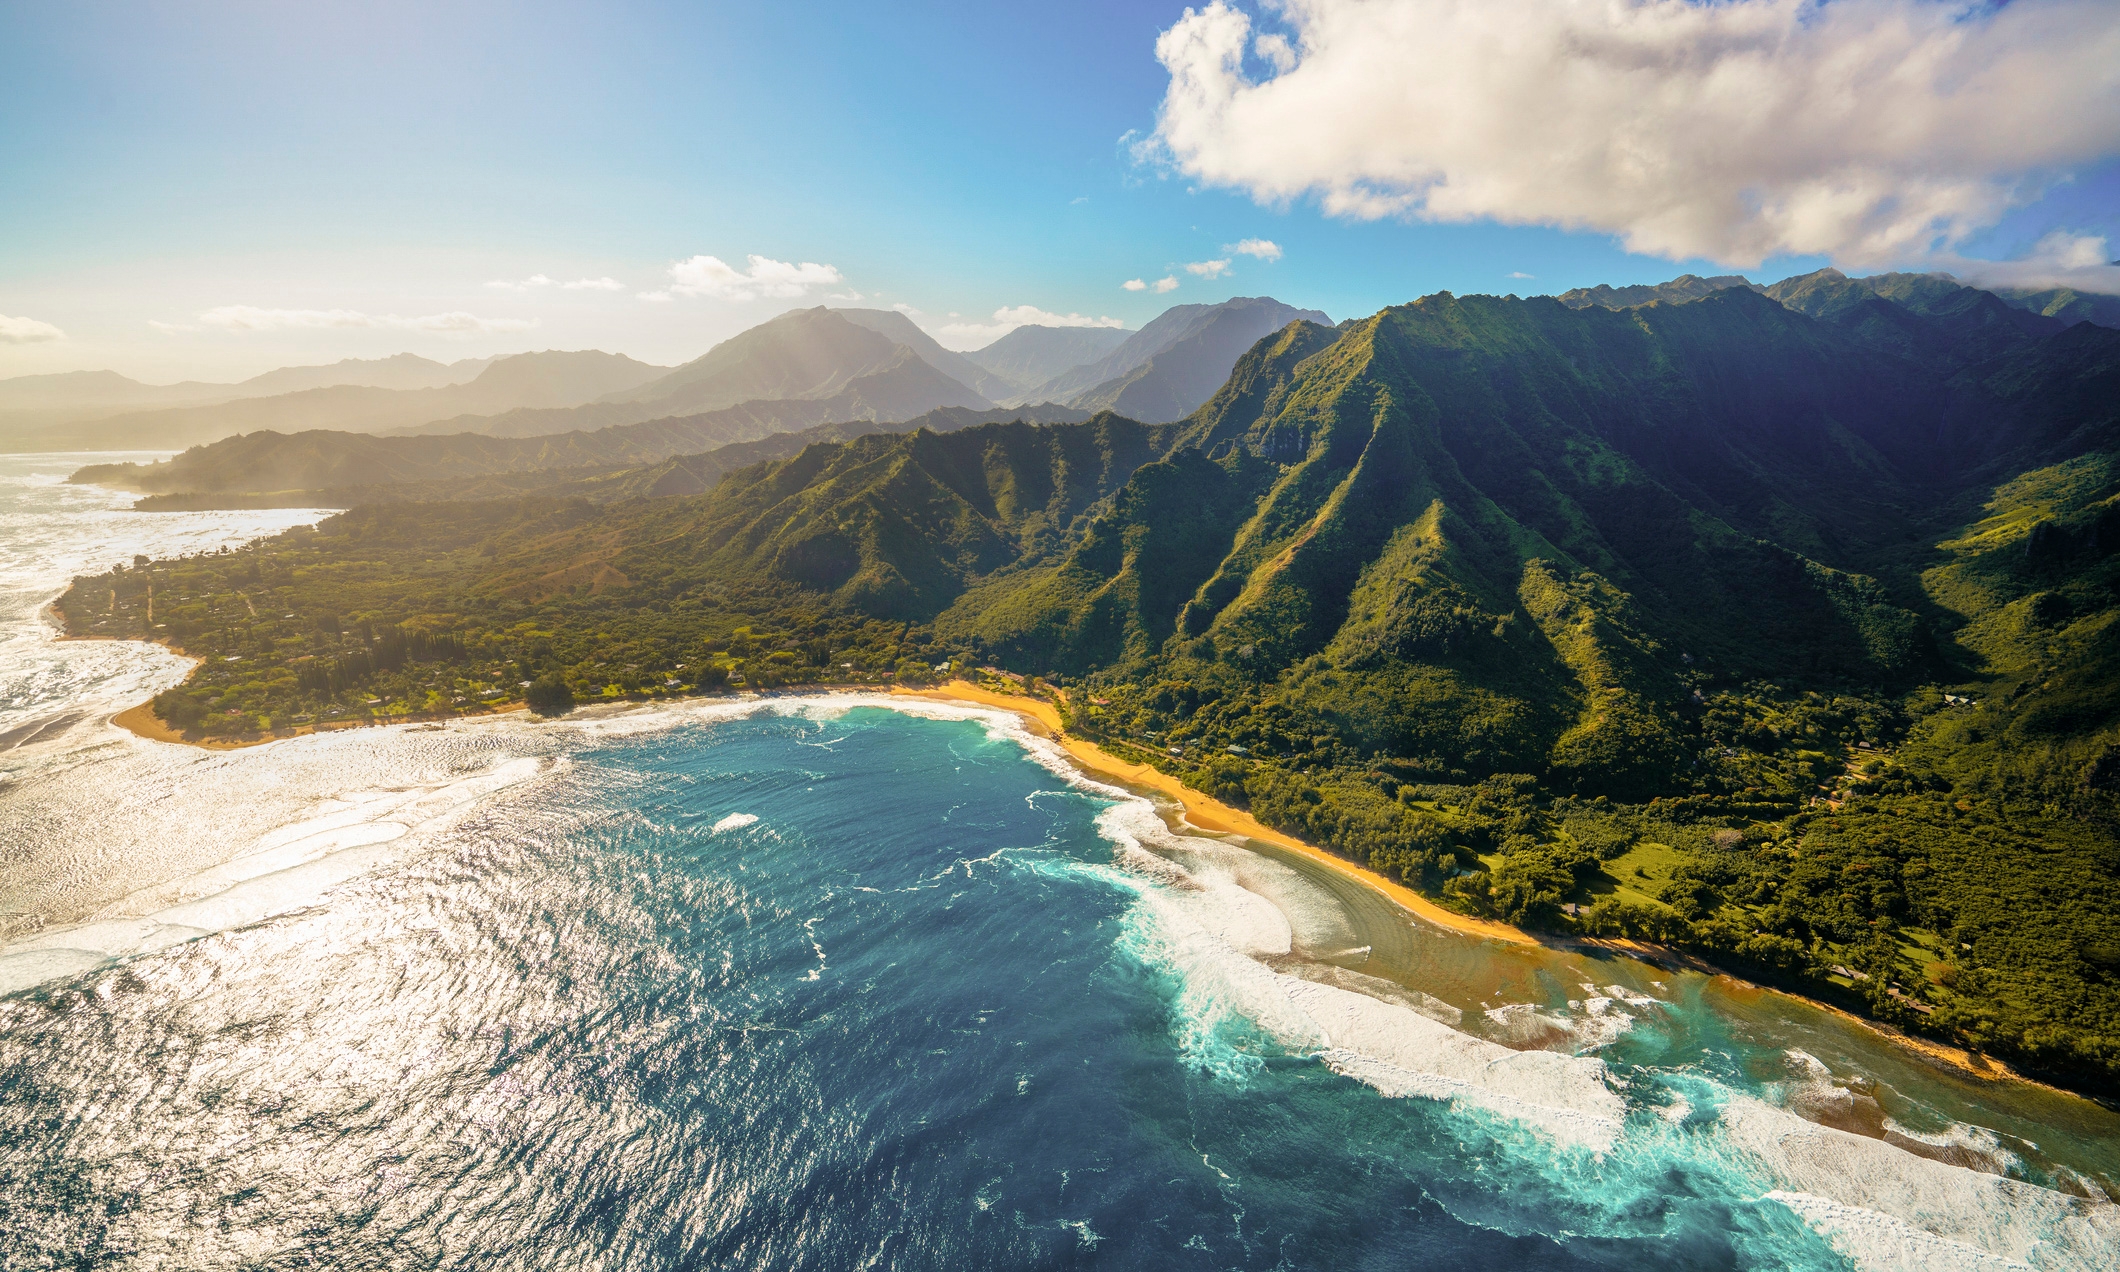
[3,0,2117,380]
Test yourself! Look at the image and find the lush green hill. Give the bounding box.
[61,282,2120,1091]
[71,372,1055,501]
[124,405,1095,511]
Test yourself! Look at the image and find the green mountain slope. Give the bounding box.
[1990,284,2120,330]
[72,353,1011,498]
[121,405,1097,511]
[1555,274,1751,309]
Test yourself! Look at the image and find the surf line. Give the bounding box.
[889,680,2058,1095]
[891,680,1534,949]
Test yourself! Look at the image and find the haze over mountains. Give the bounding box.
[50,295,1342,497]
[1023,297,1330,415]
[0,353,497,440]
[959,325,1131,394]
[9,295,1331,464]
[1,352,662,453]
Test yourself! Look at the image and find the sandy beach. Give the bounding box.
[895,680,1540,948]
[893,680,2061,1091]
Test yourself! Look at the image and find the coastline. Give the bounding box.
[94,666,2069,1097]
[895,681,2068,1096]
[892,680,1538,948]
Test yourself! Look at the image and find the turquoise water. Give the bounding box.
[3,700,2116,1270]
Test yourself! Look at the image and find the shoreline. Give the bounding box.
[891,681,1538,949]
[895,681,2069,1097]
[94,666,2071,1098]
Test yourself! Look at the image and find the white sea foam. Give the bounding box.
[1720,1096,2120,1270]
[1603,983,1662,1010]
[1289,963,1462,1026]
[1882,1117,2023,1176]
[1770,1192,2031,1271]
[1097,800,1293,957]
[1564,995,1637,1050]
[1287,977,1628,1151]
[711,813,759,833]
[1075,786,1630,1150]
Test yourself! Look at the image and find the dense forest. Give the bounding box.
[59,273,2120,1092]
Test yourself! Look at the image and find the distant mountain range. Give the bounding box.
[2,352,660,453]
[1558,268,2120,332]
[7,294,1346,459]
[75,399,1094,500]
[1009,294,1322,409]
[1051,297,1331,420]
[960,325,1131,394]
[28,272,2120,507]
[42,295,1341,499]
[0,353,497,444]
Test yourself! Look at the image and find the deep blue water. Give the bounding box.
[3,704,2115,1270]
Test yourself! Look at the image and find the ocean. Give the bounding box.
[2,451,2116,1270]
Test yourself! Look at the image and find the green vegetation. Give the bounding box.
[59,280,2120,1093]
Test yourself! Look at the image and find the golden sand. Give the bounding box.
[895,680,1538,947]
[892,681,2080,1090]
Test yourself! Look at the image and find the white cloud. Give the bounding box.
[1122,278,1148,291]
[490,274,625,292]
[1507,271,1536,280]
[891,302,921,315]
[1950,230,2120,294]
[1145,0,2120,269]
[194,306,536,335]
[1226,237,1282,261]
[1152,276,1181,293]
[2025,229,2114,271]
[926,304,1127,351]
[997,305,1125,329]
[664,253,844,302]
[0,313,65,343]
[1185,258,1233,279]
[636,290,674,303]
